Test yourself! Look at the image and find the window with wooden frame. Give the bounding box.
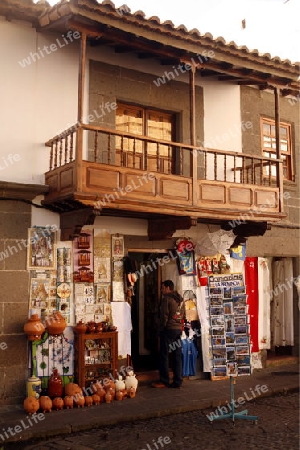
[115,103,176,173]
[261,118,294,181]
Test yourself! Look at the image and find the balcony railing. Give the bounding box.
[44,123,283,219]
[46,123,281,187]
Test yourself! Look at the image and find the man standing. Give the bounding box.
[152,280,184,388]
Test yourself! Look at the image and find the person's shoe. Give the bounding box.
[169,382,182,389]
[151,381,169,388]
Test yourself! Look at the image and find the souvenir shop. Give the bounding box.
[23,222,297,410]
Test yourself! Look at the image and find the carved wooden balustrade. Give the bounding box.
[44,124,283,221]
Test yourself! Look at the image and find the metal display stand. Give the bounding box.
[210,376,258,425]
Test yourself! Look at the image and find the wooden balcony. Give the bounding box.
[44,124,284,225]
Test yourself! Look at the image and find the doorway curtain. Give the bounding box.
[272,258,294,346]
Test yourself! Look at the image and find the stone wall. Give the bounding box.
[0,200,31,405]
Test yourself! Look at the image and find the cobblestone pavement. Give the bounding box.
[3,392,299,450]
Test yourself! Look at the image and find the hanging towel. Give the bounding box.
[111,302,132,357]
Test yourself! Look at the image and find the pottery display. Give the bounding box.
[63,395,74,409]
[52,397,64,410]
[93,384,106,402]
[48,368,63,398]
[73,320,87,334]
[39,395,52,413]
[45,311,66,336]
[24,314,45,341]
[23,396,40,415]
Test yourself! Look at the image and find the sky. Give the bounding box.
[45,0,299,63]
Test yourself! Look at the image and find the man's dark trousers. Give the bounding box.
[159,328,183,387]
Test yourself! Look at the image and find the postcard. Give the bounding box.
[236,345,250,355]
[210,307,224,316]
[226,332,235,345]
[212,358,227,366]
[212,337,225,346]
[211,326,225,336]
[223,302,233,315]
[226,361,238,377]
[236,355,250,365]
[211,316,224,326]
[235,325,248,334]
[234,315,247,326]
[237,365,251,376]
[212,347,227,358]
[212,367,227,378]
[226,347,235,360]
[235,335,249,345]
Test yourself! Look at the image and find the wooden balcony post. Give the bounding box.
[189,66,197,206]
[274,87,283,212]
[78,32,87,124]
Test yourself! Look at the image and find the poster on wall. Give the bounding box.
[27,227,57,270]
[94,229,111,258]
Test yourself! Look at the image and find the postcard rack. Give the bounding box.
[208,273,252,380]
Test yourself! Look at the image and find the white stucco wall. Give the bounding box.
[0,18,79,184]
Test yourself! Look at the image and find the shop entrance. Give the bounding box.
[129,251,167,372]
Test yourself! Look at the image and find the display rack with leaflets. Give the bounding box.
[207,273,251,380]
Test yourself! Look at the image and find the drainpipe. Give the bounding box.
[189,66,197,206]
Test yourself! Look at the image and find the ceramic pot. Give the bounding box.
[48,368,63,398]
[26,376,42,399]
[128,387,136,398]
[84,396,93,407]
[45,312,66,336]
[73,320,87,334]
[63,395,74,409]
[87,321,96,333]
[23,396,40,415]
[105,390,112,403]
[74,394,85,408]
[52,397,64,410]
[116,390,123,401]
[93,384,106,403]
[115,376,125,391]
[124,371,138,391]
[92,394,100,405]
[24,314,45,341]
[65,383,82,397]
[39,396,52,413]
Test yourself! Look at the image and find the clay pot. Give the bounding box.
[39,396,52,413]
[73,320,87,334]
[128,387,136,399]
[64,395,74,409]
[115,390,123,401]
[84,396,93,407]
[105,390,112,403]
[87,321,96,333]
[52,397,64,410]
[24,396,40,415]
[93,384,106,403]
[45,312,66,336]
[24,314,45,341]
[74,394,85,408]
[96,322,103,333]
[125,371,138,391]
[115,376,125,392]
[65,383,82,397]
[48,368,63,398]
[92,394,100,405]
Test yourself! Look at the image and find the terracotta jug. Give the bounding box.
[52,397,64,410]
[73,320,87,334]
[45,311,66,336]
[48,368,63,398]
[24,314,45,341]
[24,396,40,415]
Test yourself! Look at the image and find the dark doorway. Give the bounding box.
[129,251,167,372]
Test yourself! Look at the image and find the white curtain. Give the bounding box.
[257,257,272,349]
[195,286,211,372]
[272,258,294,346]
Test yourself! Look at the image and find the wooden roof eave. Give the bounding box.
[36,1,300,84]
